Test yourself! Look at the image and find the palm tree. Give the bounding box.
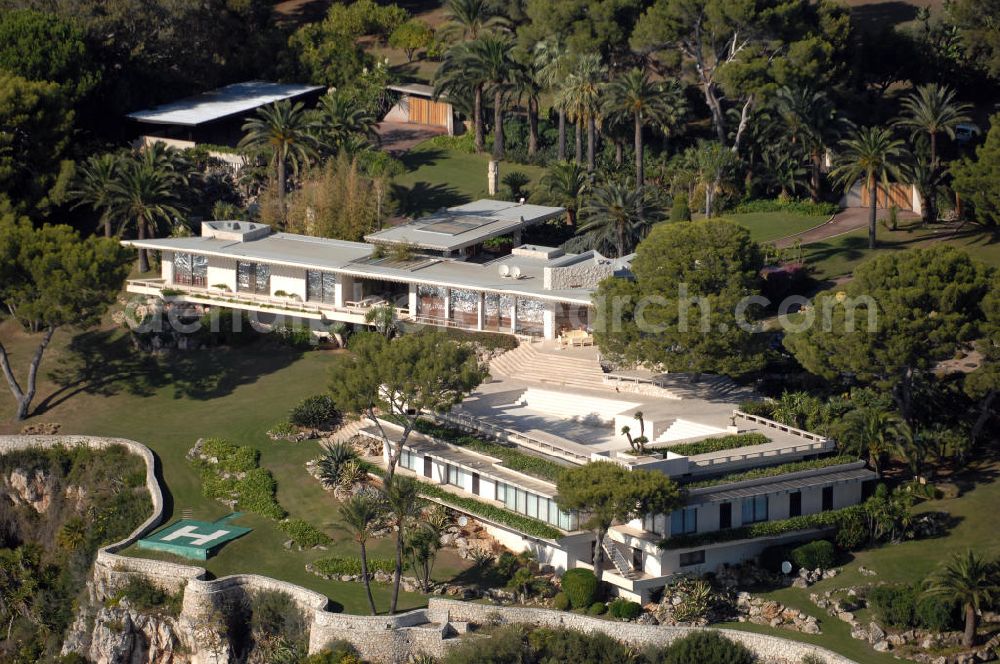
[604,69,685,187]
[68,152,121,237]
[381,474,424,614]
[539,161,590,226]
[695,140,738,217]
[512,54,542,157]
[534,39,572,161]
[313,92,379,157]
[239,100,319,227]
[761,148,809,200]
[773,86,846,202]
[834,407,902,474]
[339,493,384,615]
[924,550,1000,647]
[441,0,508,41]
[465,34,518,160]
[108,156,186,273]
[895,83,972,222]
[896,83,972,171]
[557,54,606,172]
[831,126,905,249]
[573,183,663,257]
[435,41,486,153]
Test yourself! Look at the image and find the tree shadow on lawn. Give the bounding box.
[390,181,468,218]
[36,329,305,415]
[399,146,448,171]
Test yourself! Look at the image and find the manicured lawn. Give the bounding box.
[717,211,831,243]
[804,223,1000,280]
[390,141,548,217]
[723,459,1000,663]
[0,320,471,615]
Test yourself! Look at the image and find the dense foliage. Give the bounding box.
[190,438,285,520]
[313,556,396,577]
[791,540,837,570]
[685,456,856,489]
[654,433,771,457]
[289,394,341,429]
[560,568,598,609]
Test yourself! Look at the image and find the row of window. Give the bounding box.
[495,482,578,531]
[651,486,837,537]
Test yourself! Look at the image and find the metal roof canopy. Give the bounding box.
[126,81,325,127]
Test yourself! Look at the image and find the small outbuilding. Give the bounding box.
[384,83,456,135]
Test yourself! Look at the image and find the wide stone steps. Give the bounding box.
[516,388,640,423]
[654,419,727,445]
[489,344,608,391]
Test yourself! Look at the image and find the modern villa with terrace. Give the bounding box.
[123,200,612,340]
[122,205,877,603]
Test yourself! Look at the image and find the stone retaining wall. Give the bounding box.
[1,436,860,664]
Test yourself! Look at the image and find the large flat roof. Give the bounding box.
[366,200,565,252]
[126,81,325,127]
[125,231,595,304]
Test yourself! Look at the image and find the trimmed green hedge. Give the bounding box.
[412,419,565,483]
[313,556,395,577]
[416,482,562,539]
[561,568,597,609]
[191,438,285,520]
[728,198,839,216]
[685,456,856,489]
[659,504,863,549]
[278,519,332,548]
[652,433,770,457]
[439,327,519,352]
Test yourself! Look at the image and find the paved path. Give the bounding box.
[376,121,446,156]
[774,207,920,248]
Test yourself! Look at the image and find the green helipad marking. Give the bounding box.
[138,514,251,560]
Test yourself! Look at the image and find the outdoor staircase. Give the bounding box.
[602,534,641,580]
[652,373,747,402]
[325,418,369,445]
[515,388,640,424]
[654,419,728,445]
[489,344,609,391]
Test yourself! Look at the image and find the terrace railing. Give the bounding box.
[435,409,591,464]
[733,410,829,443]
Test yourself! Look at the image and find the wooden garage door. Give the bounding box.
[408,97,450,128]
[861,183,912,210]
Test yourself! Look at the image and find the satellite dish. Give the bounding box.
[457,516,469,527]
[499,264,510,278]
[510,266,522,279]
[781,561,793,575]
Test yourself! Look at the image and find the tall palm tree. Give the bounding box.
[896,83,972,171]
[534,39,573,161]
[924,550,1000,647]
[108,156,186,273]
[604,69,685,187]
[435,41,486,153]
[381,475,424,614]
[539,161,590,226]
[313,92,379,157]
[465,34,518,160]
[895,83,972,222]
[512,54,542,157]
[834,407,902,474]
[339,493,384,615]
[239,100,319,227]
[68,152,121,237]
[557,54,606,172]
[773,86,846,202]
[573,183,663,257]
[441,0,508,41]
[831,126,905,249]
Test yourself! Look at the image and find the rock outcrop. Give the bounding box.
[62,600,192,664]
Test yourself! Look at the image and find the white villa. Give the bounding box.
[122,206,876,603]
[123,201,614,340]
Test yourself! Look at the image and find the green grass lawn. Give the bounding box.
[0,321,471,615]
[804,223,1000,281]
[717,211,831,243]
[390,141,548,217]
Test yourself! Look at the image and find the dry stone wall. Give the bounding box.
[2,436,860,664]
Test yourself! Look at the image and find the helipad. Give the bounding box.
[138,514,251,560]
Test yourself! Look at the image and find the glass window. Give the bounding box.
[742,495,769,523]
[516,489,526,513]
[255,263,270,293]
[307,271,338,304]
[526,494,538,519]
[496,482,506,503]
[670,508,697,535]
[679,550,706,567]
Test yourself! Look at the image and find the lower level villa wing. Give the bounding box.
[122,219,621,340]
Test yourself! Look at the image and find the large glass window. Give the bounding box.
[307,271,337,304]
[173,253,207,287]
[494,481,577,531]
[237,261,270,295]
[670,508,698,535]
[515,297,545,336]
[741,495,769,524]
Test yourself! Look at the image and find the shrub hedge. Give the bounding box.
[868,584,958,632]
[791,540,836,570]
[607,598,642,621]
[192,438,286,520]
[652,433,770,457]
[278,519,331,548]
[561,569,598,609]
[313,556,396,577]
[412,419,565,482]
[659,631,754,664]
[587,601,607,616]
[685,456,856,489]
[728,198,839,217]
[552,592,570,611]
[289,394,341,429]
[660,504,863,549]
[416,482,562,539]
